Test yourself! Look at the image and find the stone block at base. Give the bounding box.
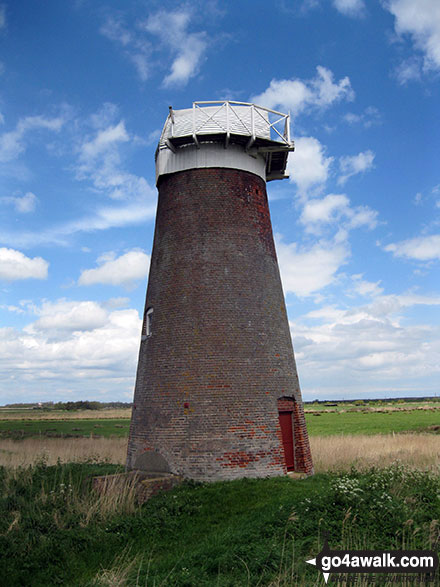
[92,470,183,504]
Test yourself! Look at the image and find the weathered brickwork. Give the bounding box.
[126,166,313,480]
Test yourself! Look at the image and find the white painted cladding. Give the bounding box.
[156,142,267,184]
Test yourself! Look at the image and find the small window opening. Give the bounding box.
[141,307,153,340]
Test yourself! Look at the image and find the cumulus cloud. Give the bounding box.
[333,0,365,18]
[338,150,375,185]
[291,292,440,397]
[0,248,48,281]
[251,66,354,115]
[0,114,65,163]
[78,250,150,287]
[0,300,142,401]
[299,193,377,233]
[384,234,440,261]
[288,136,333,195]
[144,9,207,87]
[27,300,109,335]
[276,235,349,297]
[385,0,440,77]
[300,194,350,226]
[1,192,38,213]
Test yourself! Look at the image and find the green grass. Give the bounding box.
[306,408,440,436]
[0,419,130,439]
[0,403,439,439]
[0,462,439,586]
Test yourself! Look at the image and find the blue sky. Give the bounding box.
[0,0,439,404]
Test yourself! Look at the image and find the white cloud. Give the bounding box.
[300,193,378,234]
[1,192,38,213]
[300,194,350,225]
[251,66,354,115]
[101,10,209,87]
[384,234,440,261]
[288,136,333,195]
[333,0,365,18]
[81,121,129,159]
[0,114,65,163]
[15,192,38,213]
[75,107,155,204]
[0,300,142,400]
[291,293,440,396]
[100,15,150,81]
[27,300,109,335]
[276,235,349,297]
[338,150,375,184]
[78,250,150,287]
[343,106,381,127]
[0,196,157,248]
[385,0,440,74]
[351,274,384,297]
[347,206,378,230]
[0,248,48,281]
[394,56,423,84]
[144,10,207,87]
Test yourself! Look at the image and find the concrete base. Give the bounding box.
[92,470,183,504]
[287,471,309,480]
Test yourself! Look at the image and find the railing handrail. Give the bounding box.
[160,101,293,148]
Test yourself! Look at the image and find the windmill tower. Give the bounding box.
[127,101,313,481]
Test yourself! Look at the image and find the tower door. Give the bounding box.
[278,411,295,471]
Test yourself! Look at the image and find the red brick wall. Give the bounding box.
[127,167,313,480]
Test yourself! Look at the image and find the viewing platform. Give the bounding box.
[155,100,295,183]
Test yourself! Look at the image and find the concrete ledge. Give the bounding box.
[92,470,183,504]
[286,471,309,480]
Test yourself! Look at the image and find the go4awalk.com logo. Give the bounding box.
[306,535,439,584]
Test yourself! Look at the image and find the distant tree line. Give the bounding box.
[306,396,439,405]
[3,401,132,410]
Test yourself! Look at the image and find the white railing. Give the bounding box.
[161,101,292,149]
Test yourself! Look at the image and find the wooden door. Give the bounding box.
[278,411,295,471]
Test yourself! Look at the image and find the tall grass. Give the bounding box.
[310,433,440,472]
[2,433,439,473]
[0,436,128,467]
[1,461,438,585]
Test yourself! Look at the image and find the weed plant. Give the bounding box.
[0,461,439,586]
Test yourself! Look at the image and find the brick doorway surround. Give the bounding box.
[277,396,313,474]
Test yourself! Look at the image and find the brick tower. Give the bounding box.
[127,101,313,481]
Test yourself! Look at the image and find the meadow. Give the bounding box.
[0,400,439,586]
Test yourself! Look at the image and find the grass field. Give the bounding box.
[0,400,439,585]
[0,418,130,439]
[305,407,440,436]
[0,462,438,586]
[0,403,438,439]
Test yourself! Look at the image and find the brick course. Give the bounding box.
[126,166,313,480]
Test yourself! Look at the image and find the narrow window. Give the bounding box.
[146,307,153,336]
[141,307,153,341]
